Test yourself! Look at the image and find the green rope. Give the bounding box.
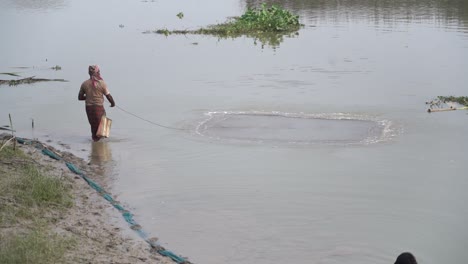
[42,148,61,160]
[66,162,82,175]
[16,138,31,145]
[159,250,188,263]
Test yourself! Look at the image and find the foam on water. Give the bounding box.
[195,111,397,146]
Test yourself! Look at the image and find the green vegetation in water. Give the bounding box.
[437,96,468,106]
[0,72,20,77]
[177,12,184,19]
[51,65,62,70]
[157,28,171,36]
[0,76,68,86]
[154,3,302,48]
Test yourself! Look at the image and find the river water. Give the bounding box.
[1,0,467,263]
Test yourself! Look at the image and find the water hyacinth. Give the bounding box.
[153,3,302,48]
[437,96,468,106]
[238,3,300,32]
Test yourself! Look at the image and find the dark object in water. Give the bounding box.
[0,72,20,77]
[0,126,15,132]
[395,252,417,264]
[0,76,68,86]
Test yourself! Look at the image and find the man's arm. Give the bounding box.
[101,81,115,107]
[106,94,116,107]
[78,89,86,101]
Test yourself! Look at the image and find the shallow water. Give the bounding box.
[1,0,468,263]
[196,112,390,145]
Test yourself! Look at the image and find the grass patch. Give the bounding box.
[12,164,73,208]
[0,144,24,159]
[153,3,302,48]
[0,229,74,264]
[0,145,75,263]
[0,146,73,224]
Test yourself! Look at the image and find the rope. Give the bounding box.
[116,105,187,131]
[16,137,191,264]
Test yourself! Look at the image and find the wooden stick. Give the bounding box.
[8,113,15,150]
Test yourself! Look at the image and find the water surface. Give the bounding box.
[1,0,467,263]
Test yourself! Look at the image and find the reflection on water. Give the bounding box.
[2,0,468,263]
[246,0,468,28]
[174,0,468,49]
[89,141,112,177]
[251,31,299,49]
[90,141,112,165]
[214,30,300,49]
[6,0,68,10]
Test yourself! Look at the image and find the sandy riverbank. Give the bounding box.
[0,134,180,264]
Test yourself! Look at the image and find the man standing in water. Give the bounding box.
[78,65,116,142]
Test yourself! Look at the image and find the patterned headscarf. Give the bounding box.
[88,65,103,88]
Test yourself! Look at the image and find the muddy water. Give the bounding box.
[1,0,468,263]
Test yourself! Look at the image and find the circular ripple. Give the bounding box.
[196,111,395,145]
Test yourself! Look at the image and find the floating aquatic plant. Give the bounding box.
[176,12,184,19]
[0,72,20,77]
[236,3,300,32]
[0,76,68,86]
[437,96,468,106]
[156,28,171,36]
[152,3,302,48]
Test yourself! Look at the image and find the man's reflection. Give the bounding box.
[89,141,112,176]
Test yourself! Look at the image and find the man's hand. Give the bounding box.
[106,94,116,107]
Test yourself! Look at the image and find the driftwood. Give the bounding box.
[0,127,15,132]
[0,72,20,77]
[0,76,68,86]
